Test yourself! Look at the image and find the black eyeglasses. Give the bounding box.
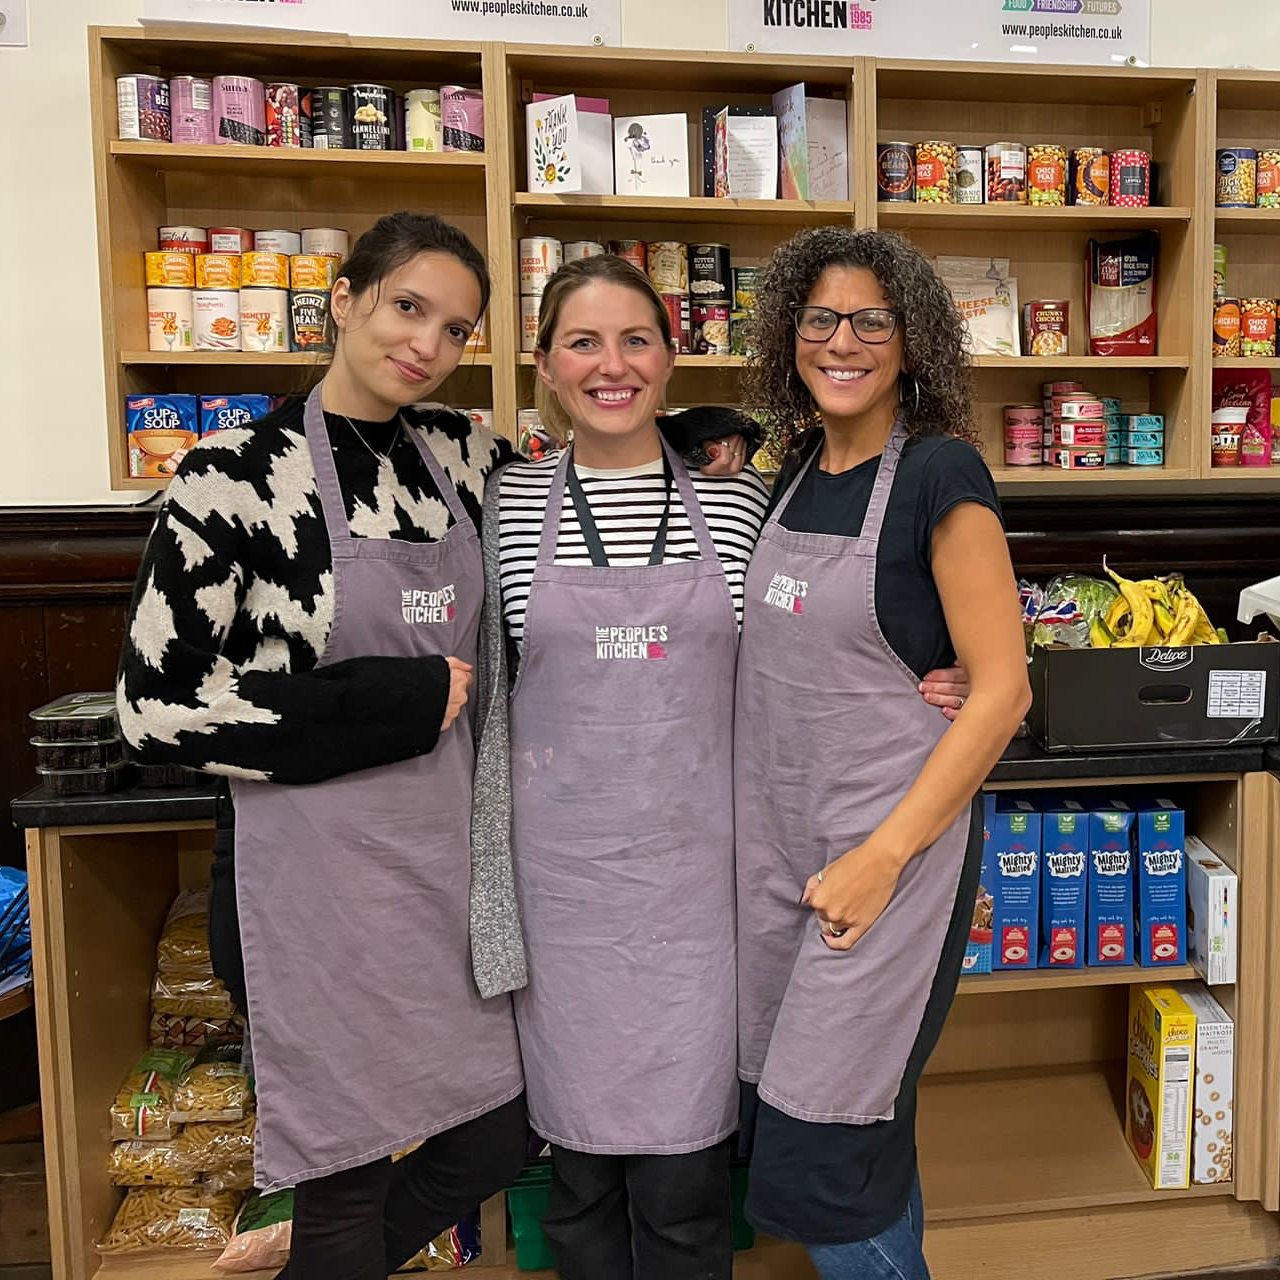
[791,305,899,344]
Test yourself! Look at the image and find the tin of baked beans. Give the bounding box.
[689,243,731,304]
[955,146,984,204]
[1022,300,1069,357]
[350,84,394,151]
[915,141,956,204]
[159,226,207,255]
[239,288,289,353]
[266,83,304,148]
[520,237,563,296]
[1110,149,1150,207]
[302,227,349,259]
[290,289,333,352]
[1003,406,1042,467]
[1214,242,1228,301]
[147,288,193,352]
[565,241,606,262]
[1216,148,1257,208]
[117,75,170,142]
[1027,144,1067,207]
[290,254,338,290]
[169,76,212,145]
[1214,298,1242,356]
[241,251,289,289]
[647,242,688,293]
[520,294,541,353]
[876,142,916,202]
[311,87,351,150]
[196,253,242,290]
[145,252,196,288]
[691,303,731,356]
[1052,420,1107,447]
[985,142,1027,203]
[609,239,646,271]
[255,229,301,256]
[1240,297,1277,356]
[212,76,266,147]
[733,266,759,312]
[208,227,253,254]
[1257,150,1280,208]
[1069,147,1109,206]
[659,291,691,354]
[193,290,240,351]
[1055,446,1106,470]
[406,88,443,153]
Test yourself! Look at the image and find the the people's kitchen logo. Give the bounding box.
[764,572,807,614]
[760,0,875,31]
[595,625,668,660]
[401,585,456,624]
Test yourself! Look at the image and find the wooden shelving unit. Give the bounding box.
[0,983,32,1023]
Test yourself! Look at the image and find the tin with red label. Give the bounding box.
[1240,298,1277,357]
[1003,405,1043,466]
[117,75,170,142]
[159,226,207,255]
[208,227,253,254]
[266,83,303,148]
[1070,147,1109,206]
[1110,149,1151,207]
[1258,150,1280,208]
[1057,395,1105,421]
[1023,299,1070,357]
[915,141,956,203]
[876,141,916,202]
[609,239,646,271]
[1052,420,1107,447]
[169,77,213,145]
[659,291,691,354]
[691,304,731,356]
[1055,446,1106,470]
[1027,144,1067,207]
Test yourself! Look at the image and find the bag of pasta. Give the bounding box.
[172,1039,252,1124]
[98,1187,242,1254]
[110,1049,193,1141]
[157,888,212,972]
[109,1137,201,1187]
[152,968,236,1019]
[212,1191,292,1274]
[183,1113,256,1175]
[150,1011,246,1050]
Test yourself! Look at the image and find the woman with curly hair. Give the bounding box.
[734,227,1029,1279]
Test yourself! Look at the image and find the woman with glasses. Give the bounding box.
[733,228,1029,1280]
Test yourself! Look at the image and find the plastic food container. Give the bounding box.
[28,692,119,742]
[30,737,124,770]
[36,762,132,796]
[137,763,202,789]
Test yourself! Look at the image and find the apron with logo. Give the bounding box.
[510,440,739,1153]
[232,385,523,1192]
[735,423,974,1124]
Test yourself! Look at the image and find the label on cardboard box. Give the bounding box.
[989,796,1040,969]
[1185,835,1238,986]
[1173,982,1234,1185]
[125,394,199,480]
[1089,801,1136,965]
[1126,985,1196,1189]
[1133,797,1186,966]
[1038,797,1088,967]
[199,394,273,436]
[963,795,996,975]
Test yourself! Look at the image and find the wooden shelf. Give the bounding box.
[878,203,1193,232]
[1215,208,1280,231]
[973,355,1188,370]
[109,141,487,182]
[0,983,32,1022]
[514,192,853,225]
[1213,356,1280,368]
[122,351,494,368]
[959,965,1199,995]
[992,467,1195,486]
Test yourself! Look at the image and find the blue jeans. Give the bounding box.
[804,1176,927,1280]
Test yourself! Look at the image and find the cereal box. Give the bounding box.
[962,794,995,976]
[1037,796,1088,967]
[1173,983,1234,1185]
[1126,985,1196,1189]
[199,394,273,437]
[1088,798,1136,965]
[988,796,1040,969]
[1132,796,1186,967]
[1185,835,1238,987]
[126,394,198,480]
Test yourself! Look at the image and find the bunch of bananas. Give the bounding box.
[1089,560,1224,649]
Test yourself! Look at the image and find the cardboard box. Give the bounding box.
[1173,982,1234,1185]
[1132,795,1187,966]
[962,794,995,975]
[1088,799,1136,966]
[199,394,272,436]
[1028,642,1280,753]
[1037,796,1089,967]
[988,796,1040,969]
[126,394,198,479]
[1126,985,1197,1189]
[1185,835,1238,986]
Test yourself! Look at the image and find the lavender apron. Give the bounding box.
[735,424,972,1124]
[232,385,522,1192]
[510,441,738,1154]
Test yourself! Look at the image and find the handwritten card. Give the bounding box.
[714,109,778,200]
[613,114,690,197]
[771,85,848,201]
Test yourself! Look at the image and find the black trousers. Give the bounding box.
[542,1141,733,1280]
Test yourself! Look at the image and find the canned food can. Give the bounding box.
[290,289,333,352]
[405,89,442,153]
[1058,396,1105,421]
[193,290,240,350]
[730,311,752,356]
[350,84,394,151]
[985,141,1027,203]
[290,254,338,290]
[208,227,253,254]
[145,252,195,288]
[733,266,759,312]
[1053,421,1107,447]
[466,313,489,354]
[647,242,688,293]
[915,141,957,204]
[212,76,266,146]
[520,237,563,296]
[659,291,691,353]
[520,294,542,354]
[147,288,194,352]
[1022,300,1069,356]
[239,288,290,353]
[241,251,289,289]
[117,75,170,142]
[1214,298,1242,357]
[302,227,349,259]
[691,303,731,356]
[1110,149,1150,207]
[1216,148,1257,208]
[1124,447,1164,467]
[254,229,302,256]
[1258,150,1280,208]
[689,243,731,303]
[311,87,351,150]
[1069,147,1109,206]
[1214,243,1228,301]
[955,146,984,204]
[159,226,207,254]
[609,239,646,271]
[441,86,485,153]
[1044,380,1084,396]
[298,88,314,148]
[564,241,606,262]
[1240,297,1277,356]
[876,142,916,202]
[196,253,242,290]
[1003,406,1042,466]
[266,83,303,148]
[1027,144,1067,207]
[1055,446,1106,470]
[169,77,213,145]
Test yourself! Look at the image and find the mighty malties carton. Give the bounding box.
[1088,798,1137,966]
[988,796,1041,970]
[1131,795,1187,966]
[962,794,996,976]
[1037,796,1089,968]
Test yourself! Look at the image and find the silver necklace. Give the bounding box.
[342,414,403,465]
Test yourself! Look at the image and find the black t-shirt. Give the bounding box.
[771,433,1002,679]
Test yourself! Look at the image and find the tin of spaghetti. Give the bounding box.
[169,76,212,145]
[193,290,240,351]
[1004,406,1042,466]
[208,227,253,254]
[196,253,242,290]
[1055,446,1106,470]
[1110,149,1151,207]
[1216,148,1257,208]
[145,252,195,288]
[159,226,207,255]
[689,244,731,304]
[1028,144,1067,207]
[212,76,266,147]
[254,229,302,256]
[311,87,351,150]
[986,141,1027,203]
[659,291,692,354]
[1240,298,1277,356]
[406,88,442,153]
[1069,147,1109,206]
[266,83,303,148]
[955,145,984,204]
[1214,299,1242,357]
[290,289,333,352]
[520,237,563,296]
[441,86,485,153]
[117,75,170,142]
[564,241,606,262]
[609,239,646,271]
[239,288,289,353]
[876,141,916,202]
[290,254,338,290]
[302,227,349,259]
[350,84,393,151]
[733,266,759,312]
[520,294,541,354]
[147,288,194,352]
[241,251,289,289]
[691,303,731,356]
[647,242,688,293]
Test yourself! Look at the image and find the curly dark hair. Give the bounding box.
[741,227,976,454]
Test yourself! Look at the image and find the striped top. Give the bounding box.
[498,452,772,647]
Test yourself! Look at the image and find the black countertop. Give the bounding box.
[10,738,1273,831]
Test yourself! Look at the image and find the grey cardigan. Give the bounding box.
[468,469,529,998]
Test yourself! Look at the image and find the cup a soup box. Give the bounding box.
[1173,982,1234,1185]
[199,394,273,436]
[988,795,1040,969]
[126,394,198,479]
[1185,835,1238,986]
[1126,985,1196,1189]
[1088,798,1136,965]
[962,794,995,976]
[1037,795,1088,967]
[1131,795,1187,966]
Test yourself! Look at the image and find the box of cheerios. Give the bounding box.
[1174,983,1234,1185]
[1126,985,1196,1190]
